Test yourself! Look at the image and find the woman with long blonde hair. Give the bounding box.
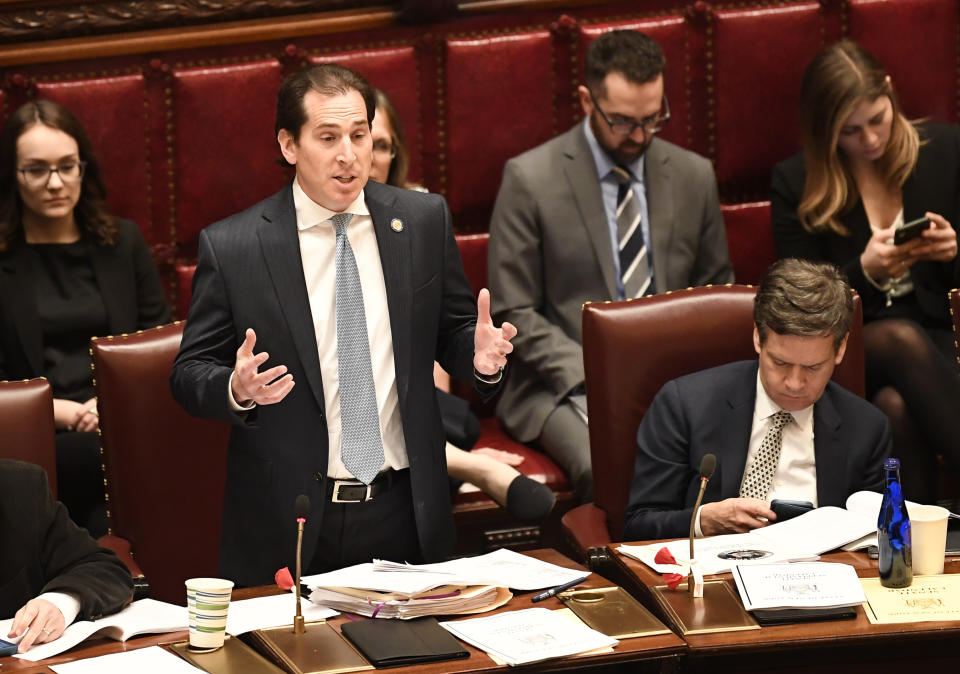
[771,40,960,502]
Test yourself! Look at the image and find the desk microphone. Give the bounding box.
[688,453,716,595]
[293,494,310,634]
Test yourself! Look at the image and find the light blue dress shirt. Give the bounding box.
[582,118,654,299]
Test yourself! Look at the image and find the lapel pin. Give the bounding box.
[390,218,404,232]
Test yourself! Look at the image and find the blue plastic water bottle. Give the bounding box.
[877,457,912,588]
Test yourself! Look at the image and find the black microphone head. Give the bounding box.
[700,453,717,480]
[294,494,311,520]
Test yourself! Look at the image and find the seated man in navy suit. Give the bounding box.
[1,459,132,653]
[623,258,891,541]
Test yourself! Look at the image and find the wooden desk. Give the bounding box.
[611,543,960,673]
[1,549,685,673]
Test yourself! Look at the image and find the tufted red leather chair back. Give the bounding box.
[721,201,775,286]
[92,322,230,604]
[0,378,57,496]
[582,285,864,541]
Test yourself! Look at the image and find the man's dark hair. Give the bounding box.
[584,29,666,97]
[275,64,376,165]
[754,258,853,351]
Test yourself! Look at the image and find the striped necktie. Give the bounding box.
[611,165,651,298]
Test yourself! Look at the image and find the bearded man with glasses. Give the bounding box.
[488,29,733,503]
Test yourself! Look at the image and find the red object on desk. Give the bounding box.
[275,567,294,591]
[654,548,678,565]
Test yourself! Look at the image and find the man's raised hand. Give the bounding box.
[231,328,295,406]
[474,288,517,376]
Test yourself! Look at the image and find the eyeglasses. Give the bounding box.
[372,140,397,159]
[588,88,671,137]
[17,161,87,187]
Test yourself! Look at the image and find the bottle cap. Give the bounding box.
[884,457,900,470]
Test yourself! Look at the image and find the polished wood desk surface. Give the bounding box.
[1,548,685,673]
[612,541,960,672]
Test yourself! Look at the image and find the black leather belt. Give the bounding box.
[325,469,405,503]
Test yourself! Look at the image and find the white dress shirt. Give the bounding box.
[229,179,408,479]
[695,371,818,536]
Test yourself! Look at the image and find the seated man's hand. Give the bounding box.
[8,598,66,653]
[699,498,776,536]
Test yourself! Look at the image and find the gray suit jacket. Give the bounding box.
[488,123,734,442]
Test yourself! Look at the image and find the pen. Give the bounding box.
[531,575,590,602]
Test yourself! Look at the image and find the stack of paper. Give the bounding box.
[303,548,589,618]
[731,562,867,611]
[440,608,617,666]
[308,584,511,619]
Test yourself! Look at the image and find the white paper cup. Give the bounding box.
[186,577,234,649]
[909,505,949,576]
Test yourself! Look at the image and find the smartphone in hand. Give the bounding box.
[893,216,932,245]
[0,637,19,656]
[770,499,814,522]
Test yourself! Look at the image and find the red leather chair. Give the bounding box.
[0,377,144,583]
[721,201,776,286]
[0,378,57,494]
[562,285,865,564]
[92,322,230,604]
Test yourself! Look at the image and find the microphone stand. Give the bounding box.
[294,516,305,634]
[688,476,709,596]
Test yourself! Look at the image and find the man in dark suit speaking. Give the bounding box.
[623,259,891,541]
[171,64,516,586]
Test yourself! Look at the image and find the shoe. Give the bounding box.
[505,475,556,524]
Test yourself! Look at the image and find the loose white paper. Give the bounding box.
[440,607,617,666]
[48,645,203,673]
[304,548,587,595]
[226,594,337,635]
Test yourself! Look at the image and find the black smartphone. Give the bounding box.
[893,216,932,245]
[0,637,18,656]
[770,499,814,522]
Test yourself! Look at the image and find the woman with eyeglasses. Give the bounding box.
[368,89,555,523]
[0,100,170,534]
[771,41,960,502]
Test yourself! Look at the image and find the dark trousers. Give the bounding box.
[307,470,422,573]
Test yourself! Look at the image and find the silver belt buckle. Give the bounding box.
[331,479,372,503]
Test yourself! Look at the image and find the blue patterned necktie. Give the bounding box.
[332,213,384,484]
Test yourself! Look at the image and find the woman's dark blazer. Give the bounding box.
[0,218,171,383]
[771,123,960,325]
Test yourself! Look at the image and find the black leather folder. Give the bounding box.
[340,617,469,668]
